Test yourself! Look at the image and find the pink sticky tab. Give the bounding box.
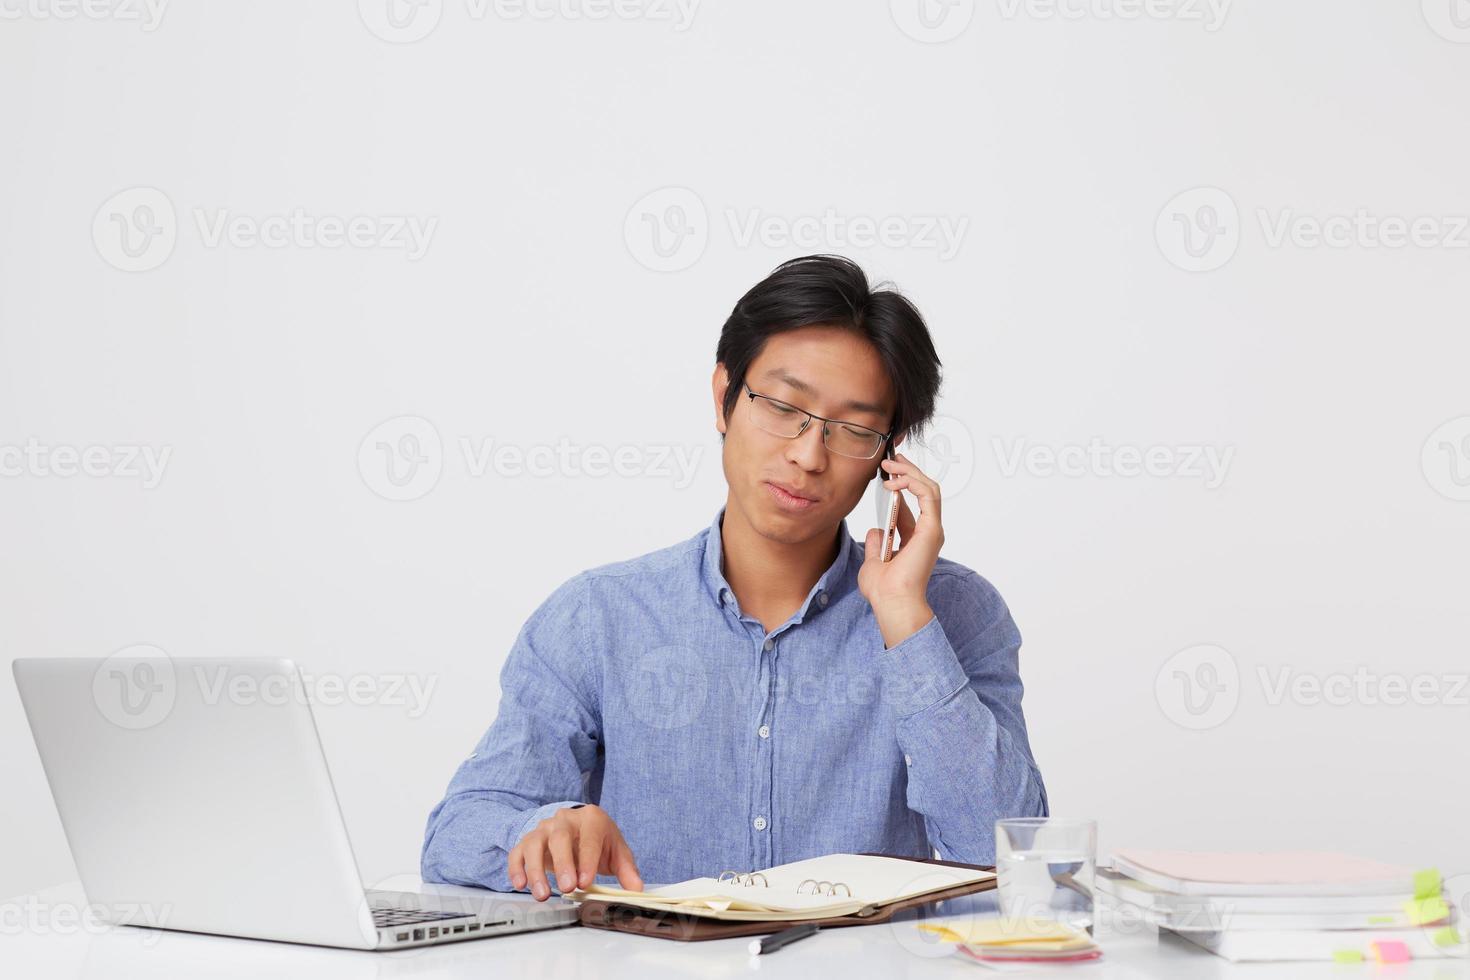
[1370,940,1411,964]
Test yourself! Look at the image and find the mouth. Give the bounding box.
[764,480,819,512]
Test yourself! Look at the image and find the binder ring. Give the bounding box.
[717,870,770,888]
[796,878,852,896]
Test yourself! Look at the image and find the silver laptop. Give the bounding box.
[12,656,579,950]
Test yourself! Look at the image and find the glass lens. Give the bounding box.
[825,424,883,459]
[748,394,808,437]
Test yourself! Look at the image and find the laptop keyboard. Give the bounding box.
[372,907,472,928]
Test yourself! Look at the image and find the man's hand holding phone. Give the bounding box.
[507,803,643,900]
[858,450,945,649]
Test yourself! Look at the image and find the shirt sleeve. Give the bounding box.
[419,572,601,891]
[874,570,1048,864]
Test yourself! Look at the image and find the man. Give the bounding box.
[421,255,1047,901]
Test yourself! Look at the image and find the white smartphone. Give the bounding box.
[875,444,900,562]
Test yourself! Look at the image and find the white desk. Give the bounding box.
[6,881,1468,979]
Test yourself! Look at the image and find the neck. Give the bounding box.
[719,497,841,613]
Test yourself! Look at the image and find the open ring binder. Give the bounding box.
[578,853,999,943]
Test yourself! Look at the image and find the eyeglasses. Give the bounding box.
[743,385,891,460]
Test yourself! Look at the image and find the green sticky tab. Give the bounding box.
[1332,949,1364,963]
[1367,915,1393,924]
[1413,868,1441,900]
[1403,896,1450,926]
[1430,926,1462,949]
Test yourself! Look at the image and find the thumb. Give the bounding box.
[863,526,883,563]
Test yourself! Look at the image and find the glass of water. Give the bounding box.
[995,817,1097,934]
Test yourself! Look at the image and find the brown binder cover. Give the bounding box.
[576,854,997,942]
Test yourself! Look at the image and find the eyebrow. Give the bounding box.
[759,368,889,420]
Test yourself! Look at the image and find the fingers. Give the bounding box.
[512,806,637,899]
[576,821,606,890]
[508,841,526,892]
[880,453,942,526]
[523,836,551,901]
[547,824,578,895]
[608,834,644,892]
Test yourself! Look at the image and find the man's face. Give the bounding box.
[713,325,898,546]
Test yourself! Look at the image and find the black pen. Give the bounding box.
[747,923,820,955]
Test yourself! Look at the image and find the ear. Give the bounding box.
[712,363,731,436]
[874,430,906,479]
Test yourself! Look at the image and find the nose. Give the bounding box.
[784,420,828,473]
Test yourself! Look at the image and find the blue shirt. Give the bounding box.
[421,506,1047,890]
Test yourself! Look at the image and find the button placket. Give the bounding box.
[752,631,779,868]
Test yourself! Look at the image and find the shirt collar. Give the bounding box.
[700,504,856,619]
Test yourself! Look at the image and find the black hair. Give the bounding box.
[715,254,943,443]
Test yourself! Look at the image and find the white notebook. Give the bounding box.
[1174,926,1465,963]
[572,853,995,923]
[1113,850,1420,897]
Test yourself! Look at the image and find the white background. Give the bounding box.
[3,0,1468,904]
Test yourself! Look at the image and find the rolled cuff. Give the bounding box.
[876,614,971,718]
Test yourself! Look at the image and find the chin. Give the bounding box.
[748,489,823,539]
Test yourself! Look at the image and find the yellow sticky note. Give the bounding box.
[1413,869,1441,901]
[916,923,965,943]
[925,917,1083,946]
[1332,949,1364,963]
[1403,896,1450,926]
[1430,926,1462,949]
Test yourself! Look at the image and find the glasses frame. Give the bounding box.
[742,385,893,460]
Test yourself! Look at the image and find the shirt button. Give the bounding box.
[758,725,770,739]
[818,592,829,607]
[753,816,768,831]
[904,754,913,766]
[763,638,774,651]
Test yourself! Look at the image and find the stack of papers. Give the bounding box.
[918,917,1102,964]
[1101,850,1465,963]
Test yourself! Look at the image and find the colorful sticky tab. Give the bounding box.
[1332,949,1364,963]
[1367,915,1393,924]
[1370,940,1411,964]
[1413,868,1441,900]
[1430,926,1463,949]
[1403,896,1451,925]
